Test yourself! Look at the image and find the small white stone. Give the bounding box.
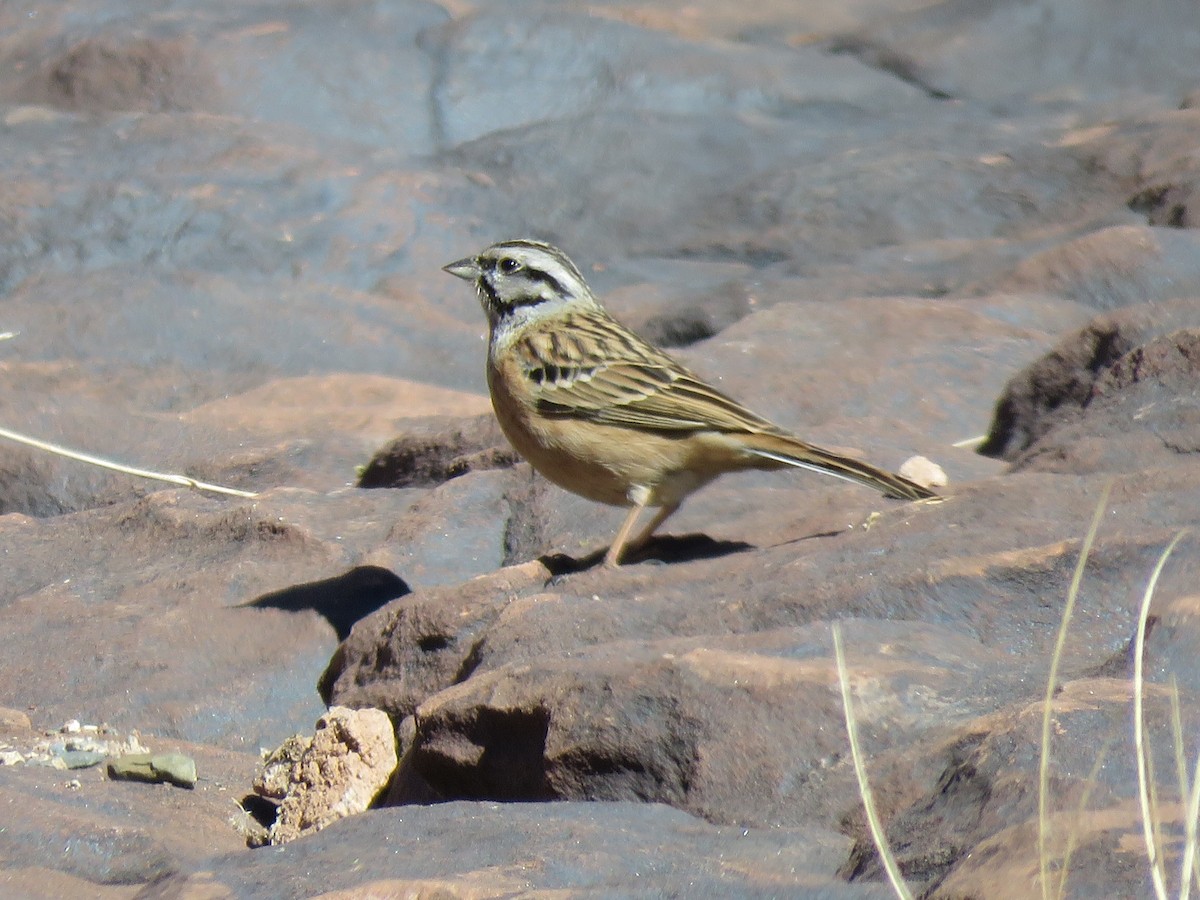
[898,455,948,490]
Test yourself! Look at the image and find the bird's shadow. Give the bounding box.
[540,533,753,576]
[242,565,410,640]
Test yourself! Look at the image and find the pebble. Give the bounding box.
[108,752,198,789]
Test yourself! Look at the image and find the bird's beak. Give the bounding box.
[442,257,480,280]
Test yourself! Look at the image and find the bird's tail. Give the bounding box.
[740,432,936,501]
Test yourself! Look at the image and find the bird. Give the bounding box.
[443,239,935,567]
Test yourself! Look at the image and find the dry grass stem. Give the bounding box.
[1133,528,1187,900]
[0,425,258,499]
[1180,747,1200,900]
[1038,481,1111,900]
[832,622,915,900]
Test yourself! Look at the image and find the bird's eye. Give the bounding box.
[498,257,522,275]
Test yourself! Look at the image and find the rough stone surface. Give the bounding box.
[144,800,883,900]
[1,0,1199,897]
[980,298,1200,459]
[264,706,398,845]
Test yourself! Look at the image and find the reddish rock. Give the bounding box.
[0,0,1198,895]
[998,226,1200,311]
[143,800,861,899]
[980,298,1200,460]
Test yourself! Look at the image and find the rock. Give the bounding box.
[319,561,553,716]
[980,298,1200,460]
[181,374,492,442]
[2,0,1200,895]
[898,454,947,489]
[59,750,106,770]
[356,414,515,489]
[108,752,198,789]
[845,677,1189,897]
[252,734,311,802]
[431,6,927,148]
[36,35,210,114]
[145,801,869,899]
[1011,328,1200,476]
[0,707,32,730]
[262,707,398,845]
[837,0,1200,111]
[998,226,1200,311]
[0,733,259,888]
[331,468,1200,835]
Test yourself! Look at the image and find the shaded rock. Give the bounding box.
[1013,328,1200,476]
[262,707,398,845]
[1,268,485,394]
[357,413,516,489]
[601,260,758,348]
[145,801,877,900]
[0,814,175,886]
[601,0,934,43]
[245,565,410,642]
[201,0,449,155]
[319,561,553,714]
[846,677,1192,898]
[0,447,69,517]
[980,298,1200,459]
[252,734,311,803]
[394,620,1022,826]
[1,1,447,154]
[1078,108,1200,229]
[0,111,485,300]
[445,103,1120,269]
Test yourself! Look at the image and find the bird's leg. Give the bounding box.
[606,483,675,567]
[609,502,681,566]
[631,502,680,552]
[604,499,648,567]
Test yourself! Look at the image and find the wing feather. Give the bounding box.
[516,311,781,435]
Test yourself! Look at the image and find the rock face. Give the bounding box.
[1,0,1199,897]
[255,706,398,845]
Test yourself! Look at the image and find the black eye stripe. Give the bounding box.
[522,267,567,296]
